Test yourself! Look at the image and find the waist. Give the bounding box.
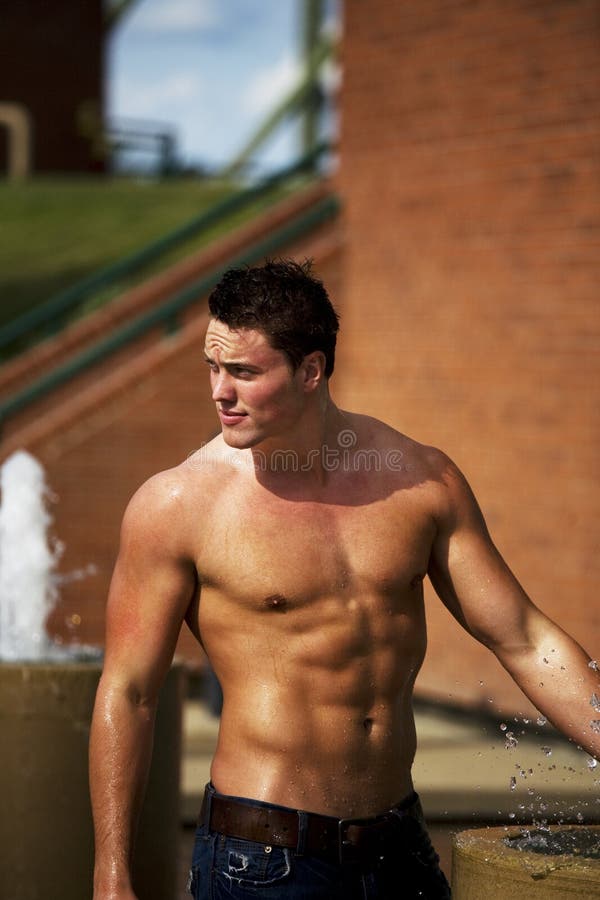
[212,710,417,806]
[199,782,423,865]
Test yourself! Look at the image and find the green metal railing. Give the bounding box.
[0,142,331,355]
[0,191,341,428]
[221,31,334,178]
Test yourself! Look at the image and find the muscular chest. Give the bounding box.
[197,488,435,608]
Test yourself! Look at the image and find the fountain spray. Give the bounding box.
[0,450,61,661]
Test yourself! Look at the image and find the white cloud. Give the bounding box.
[130,0,219,33]
[242,54,301,117]
[114,72,203,119]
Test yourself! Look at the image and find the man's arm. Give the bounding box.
[89,473,197,899]
[428,454,599,759]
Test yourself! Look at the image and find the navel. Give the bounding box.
[363,717,374,735]
[264,593,289,612]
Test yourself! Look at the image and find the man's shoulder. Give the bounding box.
[342,411,475,515]
[125,436,242,520]
[347,411,453,470]
[184,433,248,480]
[120,467,191,545]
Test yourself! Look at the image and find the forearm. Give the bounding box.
[494,619,599,759]
[89,675,157,898]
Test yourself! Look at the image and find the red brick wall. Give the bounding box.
[41,318,217,666]
[335,0,600,714]
[26,230,344,666]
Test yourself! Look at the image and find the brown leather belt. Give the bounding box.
[199,784,420,864]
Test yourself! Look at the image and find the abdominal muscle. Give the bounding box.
[202,591,426,818]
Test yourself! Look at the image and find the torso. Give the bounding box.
[180,414,447,817]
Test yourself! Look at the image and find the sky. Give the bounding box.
[107,0,339,175]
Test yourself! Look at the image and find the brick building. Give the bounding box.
[0,0,105,174]
[2,0,598,716]
[335,0,600,712]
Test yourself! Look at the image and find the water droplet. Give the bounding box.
[590,693,600,713]
[541,746,553,757]
[536,716,547,727]
[587,757,598,770]
[589,659,599,671]
[509,776,517,791]
[505,731,518,750]
[66,613,81,630]
[500,723,507,732]
[508,812,516,819]
[590,720,600,734]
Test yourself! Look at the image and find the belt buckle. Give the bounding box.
[337,813,395,865]
[337,816,365,865]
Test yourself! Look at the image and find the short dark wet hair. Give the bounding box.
[208,259,340,377]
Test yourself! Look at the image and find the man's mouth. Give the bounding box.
[218,408,247,425]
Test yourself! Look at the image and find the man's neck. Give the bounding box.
[250,397,351,487]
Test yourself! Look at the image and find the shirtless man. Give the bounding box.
[90,260,599,900]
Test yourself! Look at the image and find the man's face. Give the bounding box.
[203,318,307,449]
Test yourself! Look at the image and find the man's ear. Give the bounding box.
[301,352,326,392]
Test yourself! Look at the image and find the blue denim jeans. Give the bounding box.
[188,787,451,899]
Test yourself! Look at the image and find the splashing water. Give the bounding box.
[505,828,600,859]
[0,450,97,662]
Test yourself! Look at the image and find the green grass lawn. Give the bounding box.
[0,174,299,356]
[1,178,227,320]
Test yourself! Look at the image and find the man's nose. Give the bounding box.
[211,371,236,402]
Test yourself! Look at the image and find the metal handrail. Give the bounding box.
[0,142,331,353]
[0,192,341,426]
[221,33,334,178]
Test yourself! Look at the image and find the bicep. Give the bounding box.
[102,483,197,699]
[428,464,539,652]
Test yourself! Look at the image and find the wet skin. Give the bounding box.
[194,320,431,812]
[186,436,432,815]
[89,320,600,896]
